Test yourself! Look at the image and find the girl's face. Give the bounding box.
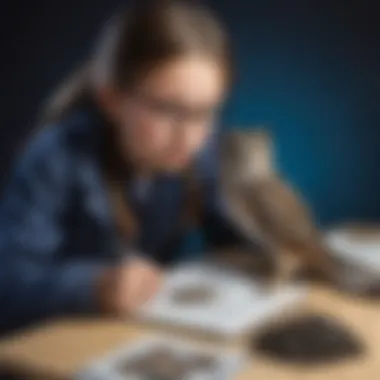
[106,56,227,172]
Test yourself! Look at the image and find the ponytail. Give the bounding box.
[39,63,92,126]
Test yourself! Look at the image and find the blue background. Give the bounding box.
[1,0,379,225]
[217,1,380,226]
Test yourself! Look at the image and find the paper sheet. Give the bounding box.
[325,230,380,271]
[137,263,307,338]
[76,335,246,380]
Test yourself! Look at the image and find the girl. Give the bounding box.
[0,0,249,333]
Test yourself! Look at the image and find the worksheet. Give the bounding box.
[325,229,380,271]
[76,335,246,380]
[137,262,307,338]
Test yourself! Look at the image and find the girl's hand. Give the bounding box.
[96,257,163,316]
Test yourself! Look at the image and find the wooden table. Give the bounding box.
[0,286,379,380]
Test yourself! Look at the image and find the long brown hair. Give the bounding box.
[40,0,233,247]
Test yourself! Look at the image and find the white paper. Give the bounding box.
[137,263,307,338]
[76,335,246,380]
[325,230,380,271]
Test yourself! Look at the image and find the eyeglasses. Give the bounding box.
[131,91,221,126]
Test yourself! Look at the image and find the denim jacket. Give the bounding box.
[0,106,248,333]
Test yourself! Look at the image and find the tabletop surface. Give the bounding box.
[0,285,379,380]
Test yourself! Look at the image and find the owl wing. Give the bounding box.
[242,179,320,246]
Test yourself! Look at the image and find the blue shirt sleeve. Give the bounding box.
[0,128,108,331]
